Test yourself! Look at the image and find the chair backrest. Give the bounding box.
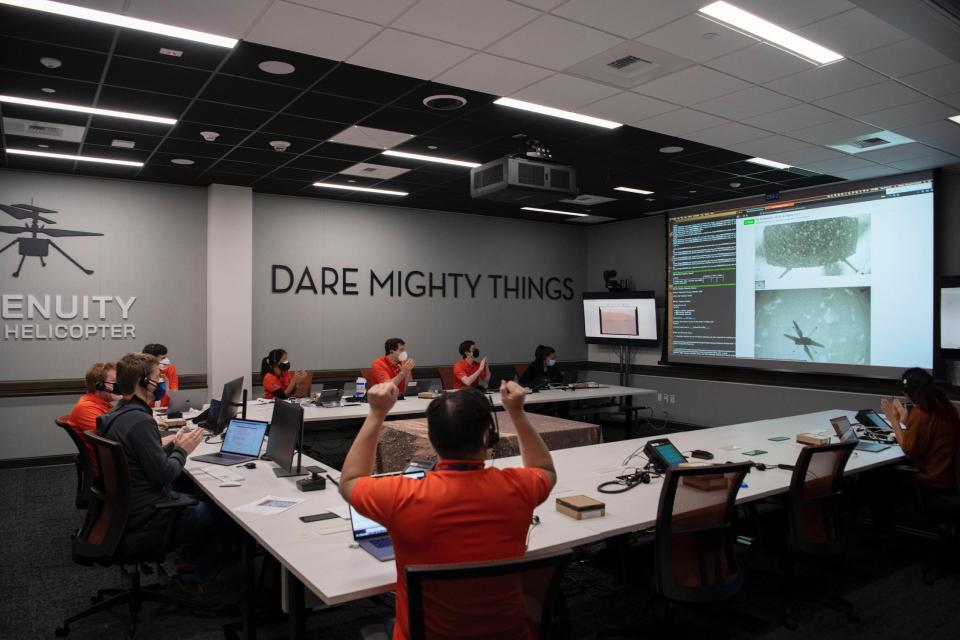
[406,551,571,640]
[654,462,752,604]
[787,441,856,555]
[72,433,133,562]
[514,362,530,378]
[55,416,94,509]
[360,368,374,384]
[436,366,455,390]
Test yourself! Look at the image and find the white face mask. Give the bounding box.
[159,357,170,369]
[397,351,409,363]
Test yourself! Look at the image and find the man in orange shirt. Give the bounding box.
[453,339,490,390]
[341,380,556,640]
[370,337,415,393]
[66,362,122,476]
[143,343,179,408]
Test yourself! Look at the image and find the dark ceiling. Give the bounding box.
[0,4,843,222]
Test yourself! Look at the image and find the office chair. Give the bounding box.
[55,433,206,638]
[911,453,960,584]
[405,551,572,640]
[436,366,455,391]
[55,416,94,509]
[780,440,858,629]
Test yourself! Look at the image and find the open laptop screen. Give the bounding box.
[830,416,858,443]
[222,419,269,456]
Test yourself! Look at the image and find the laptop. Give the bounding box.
[191,418,269,465]
[830,416,891,453]
[349,471,426,561]
[317,388,341,408]
[166,390,200,415]
[404,381,420,397]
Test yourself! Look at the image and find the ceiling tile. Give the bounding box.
[202,76,302,112]
[896,120,960,143]
[340,162,411,179]
[924,136,960,156]
[799,8,908,57]
[313,63,423,104]
[634,66,751,106]
[327,125,416,149]
[813,81,927,118]
[511,74,620,110]
[856,142,942,164]
[0,37,107,83]
[887,152,960,171]
[285,92,380,124]
[633,109,728,136]
[0,4,116,51]
[218,42,339,89]
[126,0,270,39]
[705,43,811,84]
[827,165,903,180]
[184,100,271,129]
[168,122,253,146]
[553,0,705,39]
[247,1,382,61]
[788,118,879,145]
[485,15,623,71]
[764,60,885,101]
[0,71,98,105]
[694,86,799,120]
[434,53,553,96]
[113,30,228,70]
[348,29,473,80]
[766,145,845,166]
[392,0,539,49]
[858,100,957,131]
[732,0,855,29]
[683,122,769,147]
[853,38,954,78]
[742,103,842,134]
[941,92,960,110]
[636,13,755,63]
[582,92,677,124]
[726,135,809,157]
[261,114,345,140]
[900,64,960,98]
[290,0,418,25]
[802,155,877,174]
[512,0,565,9]
[104,57,208,98]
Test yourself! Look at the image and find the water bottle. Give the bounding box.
[356,376,367,398]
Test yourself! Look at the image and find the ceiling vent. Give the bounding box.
[566,41,691,89]
[826,130,915,154]
[2,117,85,142]
[605,54,657,78]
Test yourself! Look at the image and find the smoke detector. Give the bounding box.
[269,140,291,152]
[199,130,220,142]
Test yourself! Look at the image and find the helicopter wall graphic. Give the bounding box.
[0,201,103,278]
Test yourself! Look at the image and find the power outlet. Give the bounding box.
[669,394,676,404]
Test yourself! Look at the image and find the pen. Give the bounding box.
[326,474,339,486]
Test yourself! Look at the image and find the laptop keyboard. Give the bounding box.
[369,537,392,548]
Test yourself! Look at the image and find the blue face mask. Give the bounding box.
[152,380,167,402]
[547,359,557,367]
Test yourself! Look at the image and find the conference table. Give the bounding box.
[183,406,903,640]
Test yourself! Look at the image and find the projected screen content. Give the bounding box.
[584,293,657,345]
[942,281,960,353]
[667,176,934,377]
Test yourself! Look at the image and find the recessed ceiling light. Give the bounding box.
[659,146,684,153]
[37,143,49,148]
[614,186,654,195]
[170,158,194,165]
[730,181,741,188]
[7,148,143,167]
[313,182,408,196]
[746,157,791,170]
[40,87,55,93]
[0,95,176,125]
[494,97,621,129]
[39,56,61,69]
[381,149,480,168]
[948,115,960,125]
[111,139,135,149]
[423,94,467,111]
[2,0,237,48]
[347,179,357,183]
[520,206,588,218]
[427,145,438,150]
[689,189,697,194]
[200,130,220,142]
[258,60,295,75]
[645,197,655,202]
[699,1,843,65]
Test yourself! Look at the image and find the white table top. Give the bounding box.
[184,407,902,607]
[241,384,656,424]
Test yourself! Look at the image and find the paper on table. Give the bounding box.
[236,495,304,515]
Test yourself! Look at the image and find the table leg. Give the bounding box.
[624,395,635,439]
[287,569,306,640]
[243,532,257,640]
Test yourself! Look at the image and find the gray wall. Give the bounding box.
[251,194,587,372]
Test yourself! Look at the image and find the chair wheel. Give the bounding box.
[55,625,69,637]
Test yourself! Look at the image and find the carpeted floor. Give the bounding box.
[1,464,957,640]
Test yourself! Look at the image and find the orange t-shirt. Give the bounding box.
[453,359,486,390]
[902,406,960,489]
[371,355,406,393]
[351,463,552,640]
[66,392,112,475]
[156,362,179,408]
[263,371,293,399]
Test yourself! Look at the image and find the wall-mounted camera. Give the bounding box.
[603,269,629,291]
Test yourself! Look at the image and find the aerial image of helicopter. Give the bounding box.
[784,320,824,361]
[0,201,103,278]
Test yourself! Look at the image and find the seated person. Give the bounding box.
[66,361,121,477]
[260,348,310,400]
[370,337,415,393]
[882,367,960,492]
[518,344,564,389]
[453,340,490,390]
[98,352,232,580]
[143,343,179,408]
[340,380,556,640]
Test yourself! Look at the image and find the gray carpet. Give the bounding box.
[1,464,957,639]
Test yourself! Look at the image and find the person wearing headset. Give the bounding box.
[518,344,564,389]
[66,361,121,477]
[882,368,960,492]
[339,380,556,640]
[453,339,490,390]
[261,348,310,400]
[370,337,416,393]
[143,343,179,408]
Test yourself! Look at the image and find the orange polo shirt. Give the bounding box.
[263,371,293,399]
[902,406,960,490]
[350,463,552,640]
[66,392,112,475]
[371,355,406,393]
[453,359,485,390]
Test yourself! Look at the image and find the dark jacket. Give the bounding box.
[518,359,563,388]
[97,396,188,529]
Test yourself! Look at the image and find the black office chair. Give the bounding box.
[55,416,94,509]
[780,440,858,629]
[914,452,960,584]
[55,433,204,638]
[406,550,572,640]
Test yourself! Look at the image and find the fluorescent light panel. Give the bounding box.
[698,1,843,65]
[7,148,143,167]
[0,95,176,125]
[0,0,237,47]
[746,157,791,170]
[381,150,480,168]
[949,115,960,125]
[313,182,408,196]
[614,186,654,195]
[520,206,588,217]
[494,97,621,129]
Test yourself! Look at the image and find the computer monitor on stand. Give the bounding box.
[266,399,307,477]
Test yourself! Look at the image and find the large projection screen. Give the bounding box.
[666,174,934,378]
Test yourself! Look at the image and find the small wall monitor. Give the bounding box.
[942,276,960,359]
[583,291,658,346]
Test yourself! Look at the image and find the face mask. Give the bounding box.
[397,351,409,363]
[159,357,171,369]
[151,380,167,402]
[547,359,556,367]
[471,348,480,358]
[278,361,291,372]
